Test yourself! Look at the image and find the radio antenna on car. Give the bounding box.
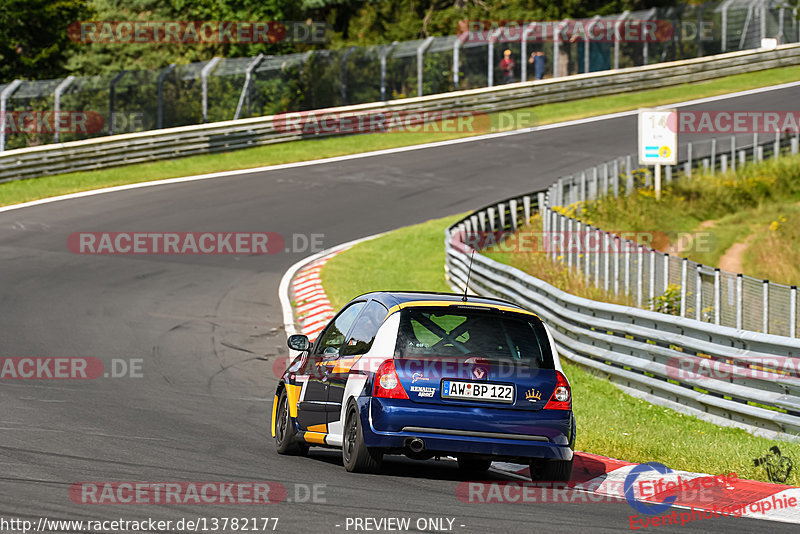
[462,250,475,302]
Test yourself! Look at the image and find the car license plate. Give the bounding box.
[441,380,514,403]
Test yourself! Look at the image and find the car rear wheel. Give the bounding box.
[457,456,492,475]
[342,404,382,473]
[529,457,573,482]
[275,389,308,456]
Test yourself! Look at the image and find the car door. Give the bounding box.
[296,300,366,433]
[326,299,389,428]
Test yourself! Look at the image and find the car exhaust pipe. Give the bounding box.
[405,438,425,453]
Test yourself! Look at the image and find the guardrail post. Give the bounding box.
[714,268,721,325]
[710,138,716,174]
[736,273,743,329]
[234,55,263,120]
[157,64,176,128]
[201,58,221,124]
[613,236,620,296]
[381,42,398,100]
[720,153,727,173]
[625,155,633,195]
[774,132,780,160]
[663,252,670,293]
[791,285,797,338]
[763,279,769,334]
[0,79,22,152]
[591,167,598,200]
[521,23,535,82]
[603,233,610,291]
[702,158,709,173]
[53,76,75,144]
[509,199,518,231]
[612,160,620,197]
[793,136,799,155]
[451,38,462,90]
[580,171,587,202]
[497,202,506,230]
[695,264,702,321]
[624,240,631,297]
[757,146,763,162]
[649,248,656,309]
[584,225,591,285]
[557,179,564,206]
[109,70,127,135]
[753,133,759,162]
[665,165,672,184]
[552,213,561,261]
[487,206,496,231]
[487,29,501,87]
[594,229,601,287]
[478,211,486,232]
[602,163,609,196]
[417,37,434,97]
[636,245,644,308]
[686,142,693,178]
[680,258,688,317]
[730,136,736,171]
[567,218,574,268]
[721,0,729,51]
[576,221,583,273]
[739,149,746,168]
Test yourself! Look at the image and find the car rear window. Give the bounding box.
[394,306,554,369]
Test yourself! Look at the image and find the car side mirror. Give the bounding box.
[287,334,311,351]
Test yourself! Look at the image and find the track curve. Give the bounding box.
[2,85,799,533]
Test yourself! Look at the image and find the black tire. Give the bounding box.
[529,457,573,482]
[274,389,308,456]
[342,404,382,473]
[457,456,492,475]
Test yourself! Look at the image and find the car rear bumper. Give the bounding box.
[359,397,574,461]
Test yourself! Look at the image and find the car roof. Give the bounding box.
[350,291,535,316]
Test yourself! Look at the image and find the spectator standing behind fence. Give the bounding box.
[529,51,546,80]
[500,49,515,83]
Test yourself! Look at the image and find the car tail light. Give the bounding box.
[372,359,409,399]
[544,371,571,410]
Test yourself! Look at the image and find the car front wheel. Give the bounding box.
[274,389,308,456]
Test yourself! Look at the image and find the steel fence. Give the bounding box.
[443,186,800,440]
[539,131,800,337]
[1,1,798,151]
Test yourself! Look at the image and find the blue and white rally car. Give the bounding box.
[272,291,575,481]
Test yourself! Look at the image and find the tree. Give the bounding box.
[0,0,92,81]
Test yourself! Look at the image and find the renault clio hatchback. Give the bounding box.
[272,291,575,481]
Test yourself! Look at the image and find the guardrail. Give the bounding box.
[443,138,800,440]
[3,43,800,183]
[542,132,800,338]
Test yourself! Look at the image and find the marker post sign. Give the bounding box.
[638,109,678,200]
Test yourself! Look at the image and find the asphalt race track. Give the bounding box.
[1,85,799,533]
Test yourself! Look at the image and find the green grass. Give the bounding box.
[578,154,800,283]
[320,212,800,484]
[320,215,460,310]
[4,64,800,207]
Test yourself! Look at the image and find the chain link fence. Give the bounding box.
[2,1,799,151]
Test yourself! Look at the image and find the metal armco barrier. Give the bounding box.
[443,153,800,441]
[2,43,800,183]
